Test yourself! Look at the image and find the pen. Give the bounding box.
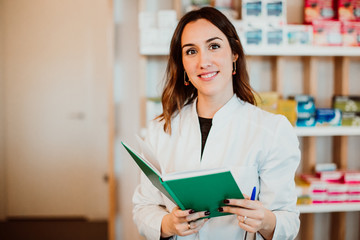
[251,186,256,200]
[244,186,256,240]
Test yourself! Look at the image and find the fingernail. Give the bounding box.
[204,211,211,216]
[218,207,223,212]
[189,209,195,214]
[223,199,230,204]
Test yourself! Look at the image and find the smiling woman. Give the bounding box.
[132,7,301,240]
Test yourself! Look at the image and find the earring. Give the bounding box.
[232,61,236,75]
[184,71,190,86]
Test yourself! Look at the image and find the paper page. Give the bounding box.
[162,168,229,181]
[135,135,162,174]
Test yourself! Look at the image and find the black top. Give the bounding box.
[198,117,213,157]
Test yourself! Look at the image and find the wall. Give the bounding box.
[1,0,112,220]
[0,0,6,220]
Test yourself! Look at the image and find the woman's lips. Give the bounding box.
[198,71,218,80]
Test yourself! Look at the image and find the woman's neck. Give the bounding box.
[196,94,233,118]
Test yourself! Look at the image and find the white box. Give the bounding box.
[286,24,313,45]
[264,0,287,24]
[242,21,265,46]
[264,22,285,45]
[242,0,264,21]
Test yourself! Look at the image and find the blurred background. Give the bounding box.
[0,0,360,240]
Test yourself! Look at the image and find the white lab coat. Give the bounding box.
[133,95,300,240]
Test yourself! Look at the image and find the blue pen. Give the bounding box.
[244,186,256,240]
[251,186,256,200]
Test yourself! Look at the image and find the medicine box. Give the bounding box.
[333,95,360,112]
[337,0,360,21]
[264,0,287,24]
[265,23,285,45]
[342,112,360,126]
[286,24,313,45]
[315,108,342,126]
[242,0,263,20]
[342,21,360,46]
[304,0,335,24]
[312,20,342,46]
[243,22,264,45]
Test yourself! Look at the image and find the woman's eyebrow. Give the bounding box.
[182,37,223,49]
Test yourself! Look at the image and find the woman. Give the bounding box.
[133,7,300,240]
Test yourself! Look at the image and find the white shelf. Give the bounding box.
[244,45,360,57]
[298,203,360,213]
[295,127,360,137]
[140,45,360,57]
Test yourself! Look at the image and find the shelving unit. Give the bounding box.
[138,1,360,239]
[298,203,360,214]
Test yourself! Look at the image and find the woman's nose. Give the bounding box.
[198,51,212,69]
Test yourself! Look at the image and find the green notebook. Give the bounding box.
[121,140,244,218]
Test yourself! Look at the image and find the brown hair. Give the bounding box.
[157,7,256,133]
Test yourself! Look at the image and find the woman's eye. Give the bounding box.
[209,43,220,50]
[185,49,197,55]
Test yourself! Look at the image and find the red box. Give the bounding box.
[312,20,342,46]
[304,0,336,24]
[337,0,360,21]
[342,21,360,46]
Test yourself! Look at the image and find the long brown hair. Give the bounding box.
[157,7,256,133]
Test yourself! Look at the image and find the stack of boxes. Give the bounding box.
[333,96,360,126]
[296,164,360,205]
[305,0,360,46]
[257,93,360,127]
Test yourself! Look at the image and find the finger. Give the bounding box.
[238,216,257,233]
[224,198,257,209]
[186,210,210,222]
[172,207,196,218]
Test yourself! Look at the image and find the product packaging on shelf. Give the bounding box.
[336,0,360,21]
[242,21,265,45]
[286,24,313,45]
[277,99,297,126]
[315,108,342,126]
[312,20,342,46]
[342,21,360,46]
[333,95,360,126]
[290,94,316,127]
[255,92,279,113]
[242,0,264,20]
[264,22,286,45]
[304,0,336,24]
[264,0,287,24]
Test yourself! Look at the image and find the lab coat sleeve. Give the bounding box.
[258,116,301,240]
[133,172,170,240]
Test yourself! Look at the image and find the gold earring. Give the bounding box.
[232,61,236,75]
[184,71,190,86]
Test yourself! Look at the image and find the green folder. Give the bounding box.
[121,141,244,218]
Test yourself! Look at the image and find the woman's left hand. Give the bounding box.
[219,194,276,240]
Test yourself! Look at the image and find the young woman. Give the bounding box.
[133,7,300,240]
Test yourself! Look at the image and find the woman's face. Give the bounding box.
[181,19,237,102]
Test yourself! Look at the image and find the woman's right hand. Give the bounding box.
[161,207,210,238]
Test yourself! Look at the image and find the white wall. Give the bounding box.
[1,0,112,220]
[0,0,6,221]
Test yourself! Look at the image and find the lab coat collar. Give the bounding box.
[191,94,244,125]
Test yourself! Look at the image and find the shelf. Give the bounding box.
[297,203,360,213]
[140,45,360,57]
[295,127,360,137]
[244,46,360,57]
